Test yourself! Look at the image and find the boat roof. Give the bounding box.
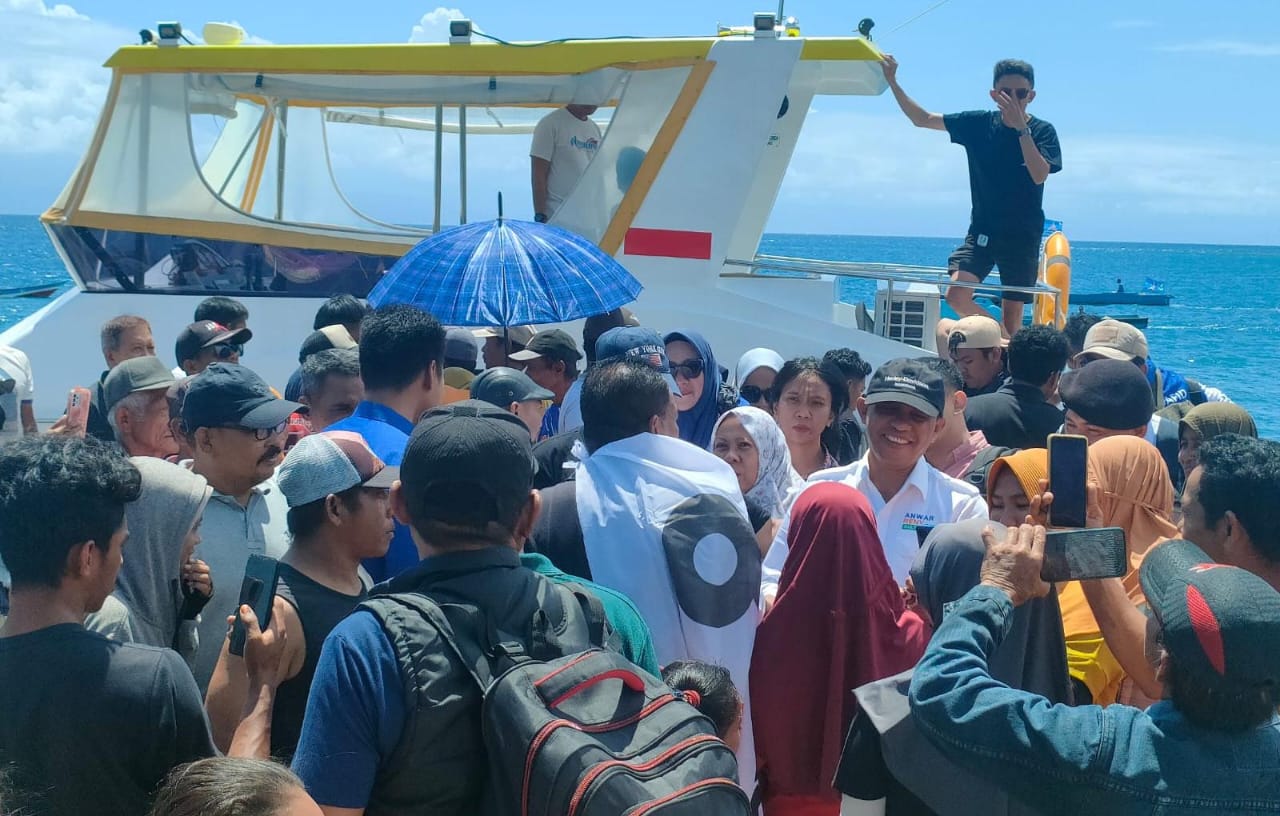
[103,36,881,75]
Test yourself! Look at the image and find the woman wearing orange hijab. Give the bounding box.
[986,439,1179,705]
[1057,435,1178,704]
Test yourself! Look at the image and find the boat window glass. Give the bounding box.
[57,63,697,296]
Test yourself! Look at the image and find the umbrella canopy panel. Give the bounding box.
[369,218,642,327]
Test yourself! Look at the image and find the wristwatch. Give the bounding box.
[1016,125,1032,137]
[534,212,548,223]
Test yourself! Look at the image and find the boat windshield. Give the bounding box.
[53,62,698,296]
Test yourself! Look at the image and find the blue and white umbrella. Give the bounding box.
[368,203,642,327]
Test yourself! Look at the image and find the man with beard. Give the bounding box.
[180,363,300,693]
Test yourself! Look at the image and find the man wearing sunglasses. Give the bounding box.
[174,321,253,377]
[882,55,1062,339]
[180,363,300,693]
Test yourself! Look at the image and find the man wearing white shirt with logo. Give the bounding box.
[530,104,601,223]
[762,359,988,601]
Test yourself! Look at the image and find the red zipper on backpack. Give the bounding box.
[627,777,747,815]
[565,736,722,816]
[520,693,687,816]
[532,651,598,690]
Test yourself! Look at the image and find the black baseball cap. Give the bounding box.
[509,329,583,364]
[594,327,681,395]
[863,358,946,418]
[1140,538,1280,691]
[175,321,253,366]
[181,363,303,432]
[400,400,536,529]
[470,367,554,408]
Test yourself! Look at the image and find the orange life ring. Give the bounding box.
[1035,231,1071,327]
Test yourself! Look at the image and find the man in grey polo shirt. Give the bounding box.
[103,355,179,459]
[180,363,299,693]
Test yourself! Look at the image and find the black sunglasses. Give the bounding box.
[670,359,705,379]
[739,385,767,404]
[998,87,1030,100]
[213,343,243,360]
[218,419,288,441]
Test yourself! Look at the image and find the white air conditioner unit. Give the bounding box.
[873,281,941,352]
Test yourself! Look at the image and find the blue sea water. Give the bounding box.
[3,214,1278,434]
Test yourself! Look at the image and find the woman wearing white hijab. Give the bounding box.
[713,406,805,554]
[736,348,785,410]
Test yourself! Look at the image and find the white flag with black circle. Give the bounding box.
[576,432,760,787]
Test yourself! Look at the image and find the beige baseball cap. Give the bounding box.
[947,315,1006,351]
[1077,319,1149,363]
[471,325,536,347]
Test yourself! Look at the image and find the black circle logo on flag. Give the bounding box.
[661,493,762,628]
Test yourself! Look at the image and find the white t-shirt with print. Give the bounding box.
[0,345,34,442]
[530,107,602,216]
[762,454,988,595]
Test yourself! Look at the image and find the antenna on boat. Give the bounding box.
[497,192,504,223]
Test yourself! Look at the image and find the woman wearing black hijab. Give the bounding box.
[835,519,1072,816]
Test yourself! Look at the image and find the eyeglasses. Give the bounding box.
[739,385,766,404]
[213,343,243,360]
[218,419,288,441]
[670,359,705,379]
[998,87,1030,100]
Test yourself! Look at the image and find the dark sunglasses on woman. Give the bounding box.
[670,359,705,379]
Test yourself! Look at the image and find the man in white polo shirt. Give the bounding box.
[762,359,988,598]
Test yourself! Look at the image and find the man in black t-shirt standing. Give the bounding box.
[882,55,1062,338]
[0,436,286,816]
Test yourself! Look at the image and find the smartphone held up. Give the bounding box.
[1047,433,1088,529]
[229,554,279,657]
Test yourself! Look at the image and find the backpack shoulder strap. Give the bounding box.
[558,582,609,649]
[369,593,494,692]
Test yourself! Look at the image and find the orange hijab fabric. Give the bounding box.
[1058,435,1179,635]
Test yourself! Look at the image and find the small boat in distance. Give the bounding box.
[1072,277,1171,306]
[0,284,61,299]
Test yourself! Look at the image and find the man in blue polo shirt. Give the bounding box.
[327,304,445,581]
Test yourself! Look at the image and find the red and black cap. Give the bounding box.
[175,321,253,366]
[1140,538,1280,691]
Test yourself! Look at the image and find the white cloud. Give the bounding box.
[2,0,86,19]
[1153,40,1280,57]
[409,7,469,43]
[771,107,1280,239]
[0,0,128,154]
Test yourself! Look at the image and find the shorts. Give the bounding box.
[948,230,1039,304]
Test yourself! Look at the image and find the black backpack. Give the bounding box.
[390,590,750,816]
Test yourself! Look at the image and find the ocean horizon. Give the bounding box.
[4,214,1278,435]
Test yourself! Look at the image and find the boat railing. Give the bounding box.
[721,253,1060,305]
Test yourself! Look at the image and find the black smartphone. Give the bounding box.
[1040,527,1127,582]
[915,525,936,548]
[228,554,279,657]
[1048,433,1088,528]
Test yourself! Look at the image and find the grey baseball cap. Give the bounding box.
[103,356,178,413]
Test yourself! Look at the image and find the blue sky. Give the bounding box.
[1,0,1277,244]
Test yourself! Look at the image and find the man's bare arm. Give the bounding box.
[530,157,552,218]
[881,54,945,131]
[1078,578,1162,699]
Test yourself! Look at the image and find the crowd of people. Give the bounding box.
[1,288,1278,816]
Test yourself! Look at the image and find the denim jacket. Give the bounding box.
[909,585,1280,814]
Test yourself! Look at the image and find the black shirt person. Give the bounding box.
[882,55,1062,338]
